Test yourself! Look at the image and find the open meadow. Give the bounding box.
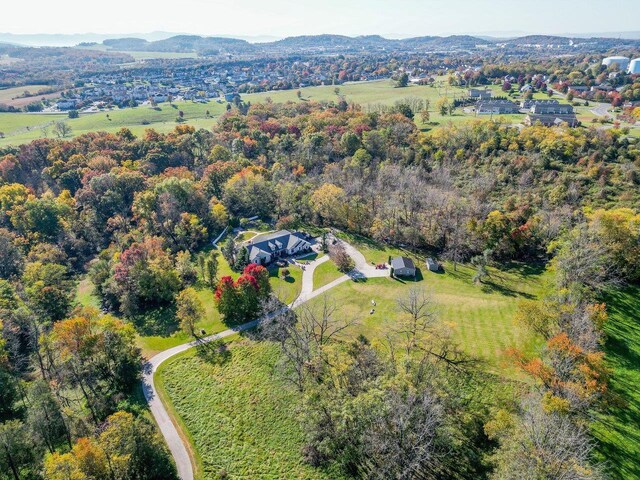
[2,77,638,147]
[156,341,346,480]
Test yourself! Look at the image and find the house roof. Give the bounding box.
[247,230,309,260]
[391,256,415,271]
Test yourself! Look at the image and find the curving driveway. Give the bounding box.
[142,241,386,480]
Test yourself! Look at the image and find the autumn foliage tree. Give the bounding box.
[214,264,271,324]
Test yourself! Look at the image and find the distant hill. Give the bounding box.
[498,34,640,49]
[261,34,489,52]
[99,35,257,55]
[79,33,640,57]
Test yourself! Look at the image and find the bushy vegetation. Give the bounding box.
[0,92,639,478]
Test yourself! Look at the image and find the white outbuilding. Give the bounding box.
[628,58,640,74]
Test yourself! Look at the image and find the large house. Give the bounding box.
[245,230,312,265]
[530,103,574,115]
[520,99,559,109]
[476,99,520,115]
[524,114,579,127]
[468,88,492,100]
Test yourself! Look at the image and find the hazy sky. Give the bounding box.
[2,0,639,38]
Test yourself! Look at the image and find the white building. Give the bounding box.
[602,56,630,71]
[628,58,640,74]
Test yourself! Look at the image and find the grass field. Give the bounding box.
[0,78,511,146]
[156,341,344,480]
[305,262,548,375]
[312,258,344,289]
[3,78,638,146]
[591,286,640,480]
[0,102,225,147]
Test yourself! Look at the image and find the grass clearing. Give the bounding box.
[268,264,303,305]
[305,259,549,376]
[156,340,344,480]
[591,286,640,480]
[312,258,344,289]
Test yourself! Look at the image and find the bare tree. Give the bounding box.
[328,242,354,273]
[53,121,72,138]
[396,287,438,356]
[259,295,357,391]
[361,388,446,480]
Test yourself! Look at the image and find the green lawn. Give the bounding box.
[156,341,344,480]
[0,102,225,147]
[591,286,640,480]
[305,261,549,376]
[312,259,345,290]
[268,264,303,305]
[75,277,100,309]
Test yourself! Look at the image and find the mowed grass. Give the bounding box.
[0,101,226,146]
[304,261,549,376]
[591,286,640,480]
[312,258,345,289]
[156,341,344,480]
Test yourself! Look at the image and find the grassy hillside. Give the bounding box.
[591,286,640,480]
[156,341,345,480]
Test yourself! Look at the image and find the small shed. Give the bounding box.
[426,258,441,272]
[391,256,416,277]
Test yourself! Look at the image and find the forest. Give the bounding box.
[0,96,639,478]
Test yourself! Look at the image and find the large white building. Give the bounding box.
[628,58,640,74]
[602,56,630,71]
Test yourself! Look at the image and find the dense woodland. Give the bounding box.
[0,97,639,478]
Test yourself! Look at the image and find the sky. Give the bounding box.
[1,0,639,39]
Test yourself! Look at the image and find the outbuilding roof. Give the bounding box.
[391,256,415,271]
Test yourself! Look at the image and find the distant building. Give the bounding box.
[530,103,574,115]
[391,257,416,277]
[628,58,640,74]
[476,99,520,115]
[520,99,559,109]
[602,56,630,71]
[568,85,589,92]
[524,114,579,128]
[55,99,78,110]
[468,88,492,100]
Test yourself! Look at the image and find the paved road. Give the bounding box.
[591,102,611,118]
[143,240,385,479]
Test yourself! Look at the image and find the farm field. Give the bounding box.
[156,341,346,480]
[0,84,58,107]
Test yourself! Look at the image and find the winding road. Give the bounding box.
[142,241,384,480]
